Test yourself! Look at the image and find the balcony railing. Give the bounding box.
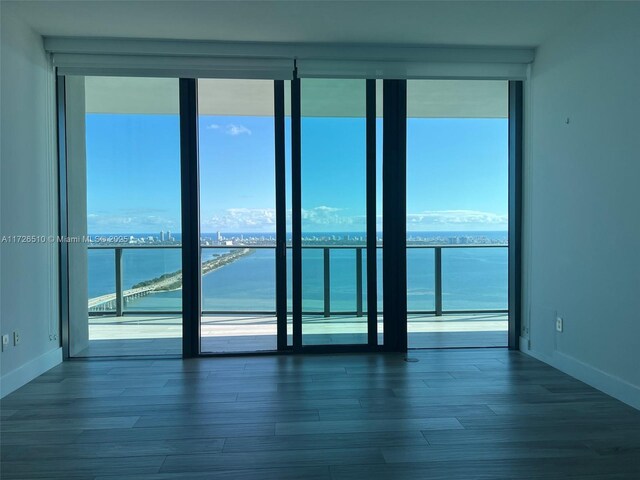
[88,244,508,317]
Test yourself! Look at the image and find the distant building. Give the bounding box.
[167,231,172,241]
[216,231,222,242]
[160,230,165,242]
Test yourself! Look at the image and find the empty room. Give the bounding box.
[1,1,639,478]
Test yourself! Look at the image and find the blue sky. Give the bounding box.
[86,114,181,234]
[407,117,508,231]
[86,113,507,234]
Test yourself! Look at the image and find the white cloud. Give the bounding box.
[225,124,252,136]
[407,210,507,229]
[301,206,362,226]
[204,206,365,231]
[204,123,252,136]
[87,212,177,233]
[204,208,276,230]
[201,207,506,232]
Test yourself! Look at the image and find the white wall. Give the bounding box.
[522,3,640,409]
[65,76,89,357]
[1,8,62,396]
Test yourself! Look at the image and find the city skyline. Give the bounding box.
[88,230,509,248]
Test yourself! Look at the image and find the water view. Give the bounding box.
[87,231,507,314]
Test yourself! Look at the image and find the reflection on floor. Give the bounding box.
[80,315,182,357]
[201,315,278,353]
[408,313,507,349]
[81,313,507,356]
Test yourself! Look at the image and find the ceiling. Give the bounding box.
[4,0,597,48]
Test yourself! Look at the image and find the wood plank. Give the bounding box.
[94,466,331,480]
[159,447,385,473]
[224,430,428,453]
[275,417,463,436]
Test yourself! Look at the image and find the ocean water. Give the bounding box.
[88,232,508,313]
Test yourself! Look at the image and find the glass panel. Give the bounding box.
[442,246,508,311]
[87,248,115,314]
[201,248,276,312]
[362,249,368,311]
[375,83,384,344]
[377,247,384,344]
[122,248,182,313]
[301,79,368,346]
[198,79,277,353]
[286,248,293,343]
[78,76,182,357]
[330,249,357,313]
[407,248,435,312]
[406,80,509,349]
[302,248,324,313]
[285,80,294,345]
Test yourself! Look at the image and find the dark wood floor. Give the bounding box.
[76,330,506,357]
[2,349,640,479]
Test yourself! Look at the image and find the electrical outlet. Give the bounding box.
[2,334,9,351]
[13,331,20,345]
[556,316,563,333]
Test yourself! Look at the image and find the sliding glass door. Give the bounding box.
[285,78,383,350]
[65,76,182,357]
[197,79,281,353]
[406,80,509,348]
[299,79,369,346]
[61,73,520,357]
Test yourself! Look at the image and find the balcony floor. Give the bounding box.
[79,314,507,357]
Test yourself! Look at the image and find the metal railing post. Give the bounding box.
[356,247,363,317]
[434,246,442,316]
[115,247,123,317]
[323,247,330,318]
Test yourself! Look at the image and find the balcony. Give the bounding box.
[82,244,507,356]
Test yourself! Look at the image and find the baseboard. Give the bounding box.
[1,347,62,398]
[523,347,640,411]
